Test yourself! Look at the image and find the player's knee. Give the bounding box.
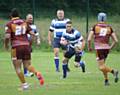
[99,65,105,71]
[15,68,21,74]
[63,58,68,64]
[54,51,59,57]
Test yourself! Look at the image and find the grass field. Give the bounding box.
[0,51,120,95]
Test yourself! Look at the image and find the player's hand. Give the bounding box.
[88,47,93,52]
[48,40,52,46]
[36,39,41,46]
[60,38,68,45]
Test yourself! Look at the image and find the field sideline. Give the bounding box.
[0,51,120,95]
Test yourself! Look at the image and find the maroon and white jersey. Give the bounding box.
[91,22,113,49]
[5,17,32,47]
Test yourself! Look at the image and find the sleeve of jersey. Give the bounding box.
[49,20,55,32]
[110,27,114,34]
[76,31,81,39]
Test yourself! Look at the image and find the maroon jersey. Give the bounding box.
[5,17,32,47]
[92,22,113,49]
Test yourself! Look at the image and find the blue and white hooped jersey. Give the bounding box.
[27,24,37,40]
[62,29,83,48]
[29,24,37,33]
[49,18,70,38]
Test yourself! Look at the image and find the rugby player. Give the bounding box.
[23,14,40,77]
[4,8,44,90]
[88,12,119,86]
[48,9,70,72]
[60,21,85,78]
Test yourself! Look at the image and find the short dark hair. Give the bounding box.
[66,21,72,24]
[10,8,19,17]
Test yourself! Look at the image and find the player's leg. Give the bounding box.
[23,63,34,77]
[97,59,110,85]
[23,63,28,76]
[62,57,69,78]
[62,45,70,72]
[12,59,29,90]
[23,39,32,76]
[74,52,85,72]
[62,47,74,78]
[11,47,29,90]
[53,48,60,72]
[23,45,44,85]
[53,38,61,72]
[23,60,44,85]
[97,49,119,85]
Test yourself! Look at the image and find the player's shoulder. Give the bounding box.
[65,18,70,21]
[74,29,80,33]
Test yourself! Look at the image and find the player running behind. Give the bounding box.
[87,12,119,86]
[23,14,40,77]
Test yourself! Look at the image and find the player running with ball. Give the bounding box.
[60,21,85,78]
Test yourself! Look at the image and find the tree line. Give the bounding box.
[0,0,120,17]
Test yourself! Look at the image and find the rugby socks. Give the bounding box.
[80,61,85,72]
[54,57,59,71]
[80,61,84,66]
[66,64,70,72]
[62,63,67,78]
[24,68,28,74]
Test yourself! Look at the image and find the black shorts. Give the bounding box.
[96,49,109,60]
[53,38,67,50]
[64,46,82,62]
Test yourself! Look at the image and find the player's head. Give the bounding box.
[98,12,107,22]
[57,9,64,20]
[10,8,19,18]
[26,14,33,24]
[66,21,72,32]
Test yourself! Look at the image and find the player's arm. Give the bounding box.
[87,30,94,51]
[48,20,54,46]
[4,33,10,50]
[48,30,53,46]
[4,25,11,50]
[34,27,41,45]
[110,32,118,49]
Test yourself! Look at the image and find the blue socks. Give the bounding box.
[54,57,59,71]
[62,64,67,78]
[80,61,84,66]
[80,61,85,72]
[24,68,28,74]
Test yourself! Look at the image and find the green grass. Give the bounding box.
[0,51,120,95]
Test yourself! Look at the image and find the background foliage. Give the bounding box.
[0,0,120,51]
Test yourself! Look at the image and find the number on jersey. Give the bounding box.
[15,25,26,36]
[99,28,107,36]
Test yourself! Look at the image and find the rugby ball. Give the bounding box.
[74,42,82,50]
